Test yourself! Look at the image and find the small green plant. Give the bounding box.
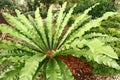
[0,2,119,80]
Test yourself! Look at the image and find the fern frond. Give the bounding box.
[86,38,118,59]
[32,63,43,80]
[107,28,120,36]
[53,4,77,49]
[61,12,117,47]
[35,8,48,50]
[19,54,46,80]
[16,10,47,51]
[56,58,74,80]
[55,2,67,33]
[60,38,89,50]
[0,63,24,80]
[3,13,31,38]
[0,49,27,57]
[54,48,83,58]
[83,32,108,39]
[53,2,67,48]
[46,5,53,49]
[42,62,47,80]
[58,37,120,69]
[3,12,45,51]
[98,36,119,43]
[0,39,39,54]
[58,3,99,48]
[0,55,30,64]
[83,50,120,70]
[83,32,118,43]
[46,58,62,80]
[0,24,40,50]
[27,15,47,51]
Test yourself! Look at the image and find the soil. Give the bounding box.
[59,55,96,80]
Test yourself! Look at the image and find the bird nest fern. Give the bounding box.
[0,2,120,80]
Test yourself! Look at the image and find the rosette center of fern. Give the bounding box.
[45,50,54,59]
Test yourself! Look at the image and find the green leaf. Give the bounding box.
[98,36,118,43]
[0,63,24,80]
[0,24,40,50]
[42,62,47,80]
[94,54,120,69]
[32,63,44,80]
[55,4,76,49]
[83,32,108,39]
[19,54,46,80]
[58,3,100,48]
[56,58,74,80]
[3,12,45,51]
[16,10,46,51]
[53,2,67,48]
[46,5,53,49]
[0,55,30,64]
[35,8,48,50]
[86,38,118,59]
[0,49,32,57]
[83,50,120,70]
[0,39,38,54]
[46,59,62,80]
[28,15,47,51]
[55,48,83,58]
[63,12,117,47]
[56,2,67,32]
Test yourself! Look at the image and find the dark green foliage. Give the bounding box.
[26,0,56,18]
[65,0,95,13]
[27,0,42,11]
[0,0,12,9]
[0,0,20,14]
[65,0,118,18]
[89,0,118,18]
[74,0,95,13]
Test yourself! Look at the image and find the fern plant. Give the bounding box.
[86,14,120,75]
[0,2,120,80]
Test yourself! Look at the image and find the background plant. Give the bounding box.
[89,0,118,18]
[65,0,118,18]
[0,0,13,12]
[0,2,120,80]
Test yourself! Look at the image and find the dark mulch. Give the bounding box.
[59,55,96,80]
